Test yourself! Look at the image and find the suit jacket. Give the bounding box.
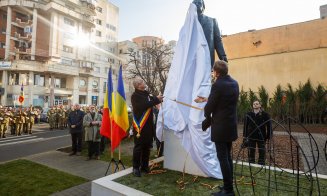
[67,109,85,134]
[131,89,161,144]
[198,14,227,66]
[204,75,239,142]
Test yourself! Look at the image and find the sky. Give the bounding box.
[109,0,327,42]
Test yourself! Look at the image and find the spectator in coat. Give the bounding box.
[131,78,163,177]
[67,104,85,156]
[83,105,102,160]
[203,60,239,196]
[243,100,271,165]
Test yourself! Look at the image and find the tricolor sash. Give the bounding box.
[132,108,152,138]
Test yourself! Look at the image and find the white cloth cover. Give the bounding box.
[156,3,222,179]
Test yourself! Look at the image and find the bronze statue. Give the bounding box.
[193,0,228,66]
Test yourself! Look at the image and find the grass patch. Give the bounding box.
[0,159,87,196]
[114,163,327,195]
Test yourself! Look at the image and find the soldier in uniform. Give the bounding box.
[15,107,25,136]
[27,106,36,134]
[0,106,6,138]
[47,107,56,130]
[22,108,29,134]
[8,107,16,135]
[63,107,69,128]
[57,106,65,130]
[2,107,12,138]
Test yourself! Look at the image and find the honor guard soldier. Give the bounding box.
[8,107,16,135]
[57,106,66,130]
[27,106,36,134]
[15,108,25,136]
[22,108,29,134]
[0,106,6,138]
[47,107,56,130]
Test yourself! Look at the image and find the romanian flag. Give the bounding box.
[111,65,129,150]
[100,67,114,139]
[18,83,24,104]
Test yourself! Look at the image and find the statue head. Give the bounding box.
[192,0,205,14]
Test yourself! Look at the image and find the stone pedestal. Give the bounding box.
[163,130,207,177]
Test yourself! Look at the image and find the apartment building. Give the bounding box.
[0,0,120,107]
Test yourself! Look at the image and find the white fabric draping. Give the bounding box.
[156,3,222,179]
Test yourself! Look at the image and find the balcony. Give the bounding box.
[45,62,79,76]
[14,47,31,54]
[79,64,93,76]
[82,14,95,28]
[15,18,32,27]
[14,32,32,41]
[80,0,96,16]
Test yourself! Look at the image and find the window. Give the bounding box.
[53,78,66,88]
[3,14,7,20]
[1,28,5,34]
[19,73,29,85]
[94,54,100,60]
[96,7,102,13]
[63,45,73,53]
[8,73,19,85]
[92,81,98,89]
[103,82,107,93]
[34,74,45,86]
[96,19,102,25]
[96,30,101,37]
[62,59,72,65]
[106,24,116,32]
[64,17,74,26]
[79,79,86,87]
[0,42,5,48]
[94,66,100,73]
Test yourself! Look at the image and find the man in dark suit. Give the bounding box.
[67,104,85,156]
[193,0,228,66]
[131,78,163,177]
[203,61,239,196]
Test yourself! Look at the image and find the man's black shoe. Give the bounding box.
[141,167,150,173]
[133,168,141,177]
[69,152,76,156]
[211,190,235,196]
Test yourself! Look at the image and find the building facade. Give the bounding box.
[223,17,327,94]
[0,0,120,107]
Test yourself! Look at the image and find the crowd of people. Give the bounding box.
[0,105,41,138]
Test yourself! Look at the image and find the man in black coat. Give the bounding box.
[131,78,163,177]
[67,104,85,156]
[203,61,239,196]
[243,100,271,165]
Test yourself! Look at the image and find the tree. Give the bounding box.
[285,83,297,119]
[125,42,173,96]
[270,84,285,121]
[312,84,326,124]
[297,80,314,124]
[237,88,250,123]
[248,88,258,106]
[258,85,269,111]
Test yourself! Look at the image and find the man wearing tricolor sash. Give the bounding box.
[131,78,163,177]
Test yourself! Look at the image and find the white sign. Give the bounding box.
[0,61,12,69]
